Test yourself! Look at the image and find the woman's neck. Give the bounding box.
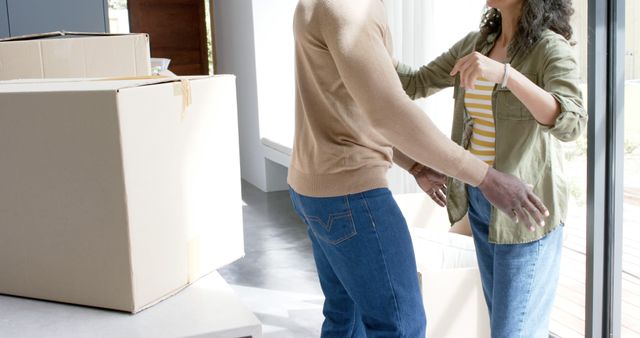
[498,8,520,48]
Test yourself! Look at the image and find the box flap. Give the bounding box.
[0,31,148,42]
[0,76,213,93]
[0,32,64,42]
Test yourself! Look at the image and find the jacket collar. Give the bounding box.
[478,28,519,65]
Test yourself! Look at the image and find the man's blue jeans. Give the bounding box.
[467,186,563,338]
[289,187,426,338]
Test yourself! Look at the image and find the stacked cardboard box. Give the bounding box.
[0,33,244,313]
[0,32,151,80]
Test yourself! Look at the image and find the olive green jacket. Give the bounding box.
[396,29,587,244]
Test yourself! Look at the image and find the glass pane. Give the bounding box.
[382,0,486,193]
[548,1,589,336]
[622,0,640,335]
[107,0,130,34]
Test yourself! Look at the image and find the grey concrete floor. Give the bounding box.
[0,180,321,338]
[219,181,324,338]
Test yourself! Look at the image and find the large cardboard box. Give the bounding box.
[0,32,151,80]
[0,76,244,313]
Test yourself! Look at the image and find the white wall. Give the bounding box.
[213,0,484,194]
[252,0,297,153]
[251,0,297,192]
[213,0,292,192]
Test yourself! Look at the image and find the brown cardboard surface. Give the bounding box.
[0,76,243,312]
[420,269,490,338]
[0,31,135,42]
[0,33,151,81]
[0,76,205,92]
[0,90,135,311]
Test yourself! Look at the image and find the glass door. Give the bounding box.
[622,0,640,335]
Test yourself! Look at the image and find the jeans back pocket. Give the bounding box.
[305,211,356,245]
[292,192,357,245]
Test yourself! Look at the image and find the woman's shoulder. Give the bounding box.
[523,29,576,64]
[450,30,484,53]
[534,29,574,53]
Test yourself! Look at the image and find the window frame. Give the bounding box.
[586,0,625,336]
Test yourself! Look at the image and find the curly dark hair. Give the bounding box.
[480,0,575,57]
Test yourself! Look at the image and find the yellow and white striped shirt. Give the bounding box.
[464,78,496,166]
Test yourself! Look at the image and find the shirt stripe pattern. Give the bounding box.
[464,78,496,165]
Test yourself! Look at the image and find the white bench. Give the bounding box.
[261,137,292,168]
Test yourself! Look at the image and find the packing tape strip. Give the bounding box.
[180,79,192,120]
[187,238,201,283]
[94,75,170,81]
[93,75,192,120]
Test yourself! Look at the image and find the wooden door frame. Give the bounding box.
[208,0,217,74]
[128,0,210,75]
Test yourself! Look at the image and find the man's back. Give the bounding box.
[289,0,489,197]
[289,0,397,197]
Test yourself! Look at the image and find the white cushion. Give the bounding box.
[410,227,478,271]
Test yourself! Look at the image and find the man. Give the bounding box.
[287,0,549,337]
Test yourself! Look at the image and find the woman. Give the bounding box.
[395,0,587,337]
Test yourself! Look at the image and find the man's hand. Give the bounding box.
[478,168,549,232]
[414,167,448,207]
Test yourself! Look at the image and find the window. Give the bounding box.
[107,0,130,34]
[548,2,589,336]
[622,0,640,335]
[383,0,486,193]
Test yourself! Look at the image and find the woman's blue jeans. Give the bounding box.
[467,185,563,338]
[289,187,426,338]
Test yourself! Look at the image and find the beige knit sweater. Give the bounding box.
[287,0,489,197]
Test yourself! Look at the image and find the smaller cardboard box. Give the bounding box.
[0,75,244,313]
[396,194,490,338]
[0,31,151,80]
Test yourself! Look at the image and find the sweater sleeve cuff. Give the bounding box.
[455,152,490,187]
[392,148,417,172]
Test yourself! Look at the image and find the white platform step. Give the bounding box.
[0,272,262,338]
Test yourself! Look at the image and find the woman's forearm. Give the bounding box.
[505,69,561,126]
